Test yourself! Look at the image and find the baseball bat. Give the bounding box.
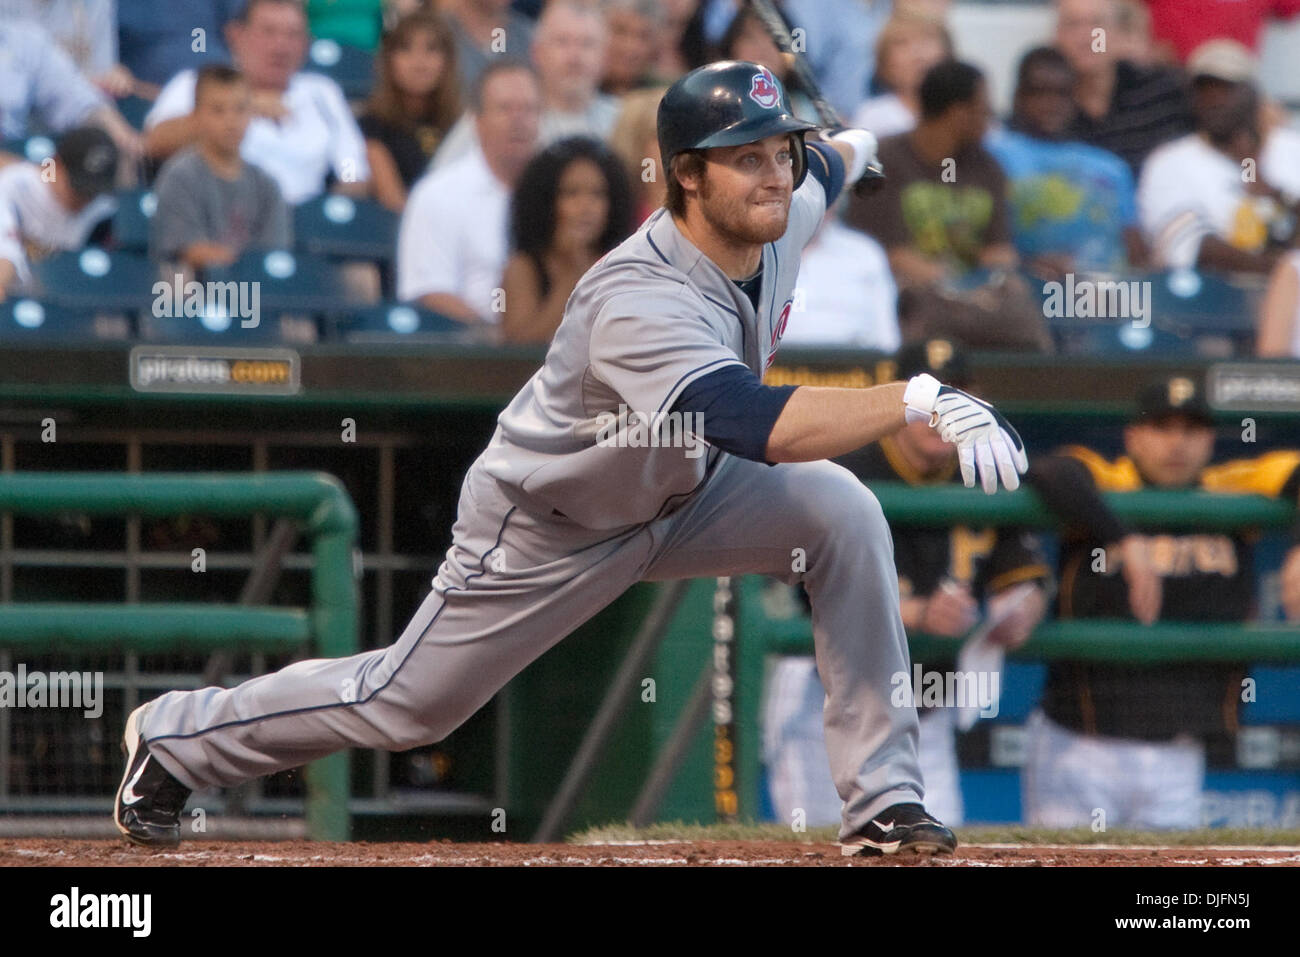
[746,0,885,194]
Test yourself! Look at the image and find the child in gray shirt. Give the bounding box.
[150,64,290,271]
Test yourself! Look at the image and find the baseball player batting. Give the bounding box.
[115,61,1028,857]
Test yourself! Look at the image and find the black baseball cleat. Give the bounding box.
[840,803,958,857]
[114,703,192,849]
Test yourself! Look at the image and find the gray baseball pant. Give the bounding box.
[142,453,922,840]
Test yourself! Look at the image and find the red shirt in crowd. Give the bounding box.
[1145,0,1300,61]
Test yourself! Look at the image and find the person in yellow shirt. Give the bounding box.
[1023,374,1300,828]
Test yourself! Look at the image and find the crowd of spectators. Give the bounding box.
[2,0,1300,353]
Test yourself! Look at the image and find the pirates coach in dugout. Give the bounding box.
[1022,375,1300,829]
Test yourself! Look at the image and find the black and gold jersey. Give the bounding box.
[1034,446,1300,742]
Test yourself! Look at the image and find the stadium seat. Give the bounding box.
[1,134,56,165]
[1145,269,1257,339]
[203,248,346,314]
[112,188,158,254]
[293,194,397,263]
[305,38,374,100]
[115,94,154,131]
[30,248,160,312]
[1050,317,1198,355]
[0,297,131,342]
[194,248,350,342]
[330,302,468,343]
[137,307,298,344]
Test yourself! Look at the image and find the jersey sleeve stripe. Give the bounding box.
[654,356,749,418]
[646,232,672,266]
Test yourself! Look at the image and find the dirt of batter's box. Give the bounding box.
[2,839,1300,866]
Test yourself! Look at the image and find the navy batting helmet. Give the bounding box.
[657,60,817,190]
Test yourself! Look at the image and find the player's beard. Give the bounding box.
[697,170,790,246]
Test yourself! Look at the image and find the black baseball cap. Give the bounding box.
[55,126,119,198]
[895,338,972,388]
[1134,375,1213,425]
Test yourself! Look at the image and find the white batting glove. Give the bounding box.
[821,127,879,183]
[902,373,1029,494]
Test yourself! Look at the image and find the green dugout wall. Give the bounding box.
[0,342,1297,836]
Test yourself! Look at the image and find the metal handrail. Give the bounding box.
[0,472,360,839]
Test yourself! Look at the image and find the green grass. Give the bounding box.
[568,821,1300,847]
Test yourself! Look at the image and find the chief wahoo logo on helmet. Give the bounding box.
[748,65,782,109]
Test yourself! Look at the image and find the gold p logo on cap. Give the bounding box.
[926,339,954,372]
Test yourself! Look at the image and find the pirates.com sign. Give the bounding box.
[1207,363,1300,411]
[129,346,300,395]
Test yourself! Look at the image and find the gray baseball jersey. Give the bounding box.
[139,144,928,843]
[479,181,824,530]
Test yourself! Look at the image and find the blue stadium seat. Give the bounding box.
[203,248,346,314]
[115,94,154,131]
[30,248,159,312]
[194,248,350,341]
[1145,269,1257,338]
[1,134,56,165]
[294,194,397,263]
[331,302,467,343]
[112,188,157,254]
[0,297,130,342]
[1051,318,1198,355]
[305,39,374,100]
[137,307,297,344]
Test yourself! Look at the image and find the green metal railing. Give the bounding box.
[0,472,359,839]
[734,484,1300,820]
[870,483,1297,530]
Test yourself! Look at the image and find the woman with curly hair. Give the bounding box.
[501,136,634,344]
[359,9,462,212]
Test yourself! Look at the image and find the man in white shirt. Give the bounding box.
[143,0,370,205]
[0,126,119,300]
[397,61,541,325]
[1137,40,1300,275]
[782,206,900,352]
[431,0,619,172]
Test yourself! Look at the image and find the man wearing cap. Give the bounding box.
[1021,376,1300,827]
[0,126,120,301]
[764,340,1052,829]
[1137,38,1300,275]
